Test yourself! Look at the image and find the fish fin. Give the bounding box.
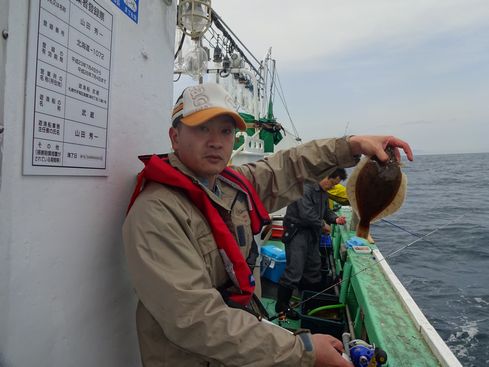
[346,156,369,216]
[371,172,407,222]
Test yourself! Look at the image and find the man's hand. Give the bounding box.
[335,216,346,225]
[312,334,353,367]
[322,223,331,234]
[348,135,414,162]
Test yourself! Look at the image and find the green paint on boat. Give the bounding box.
[260,208,445,366]
[335,209,443,367]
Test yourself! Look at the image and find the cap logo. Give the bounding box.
[172,83,246,131]
[188,85,210,109]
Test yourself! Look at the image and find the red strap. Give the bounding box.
[126,155,267,306]
[221,168,270,234]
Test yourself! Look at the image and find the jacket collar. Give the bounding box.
[168,153,236,211]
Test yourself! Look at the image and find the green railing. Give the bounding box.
[331,208,443,367]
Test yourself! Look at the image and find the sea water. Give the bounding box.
[369,152,489,366]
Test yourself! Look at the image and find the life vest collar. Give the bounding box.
[127,154,270,306]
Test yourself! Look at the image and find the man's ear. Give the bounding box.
[169,126,179,151]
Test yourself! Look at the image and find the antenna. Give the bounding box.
[344,121,350,136]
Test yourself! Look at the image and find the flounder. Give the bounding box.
[346,147,407,239]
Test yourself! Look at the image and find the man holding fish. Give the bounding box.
[123,83,413,367]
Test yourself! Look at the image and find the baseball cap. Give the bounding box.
[171,83,247,131]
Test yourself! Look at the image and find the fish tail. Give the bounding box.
[356,224,370,239]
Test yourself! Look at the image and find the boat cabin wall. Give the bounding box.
[0,1,177,366]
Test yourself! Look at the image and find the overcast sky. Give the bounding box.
[210,0,489,154]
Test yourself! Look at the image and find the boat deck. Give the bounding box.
[346,246,441,365]
[259,208,453,366]
[335,210,444,367]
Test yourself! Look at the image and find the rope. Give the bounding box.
[274,71,301,141]
[174,31,185,60]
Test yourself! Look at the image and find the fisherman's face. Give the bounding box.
[320,177,342,191]
[169,115,236,186]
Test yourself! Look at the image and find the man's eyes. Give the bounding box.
[198,126,234,135]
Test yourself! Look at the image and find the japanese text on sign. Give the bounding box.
[24,0,113,176]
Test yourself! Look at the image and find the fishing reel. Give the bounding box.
[342,333,387,367]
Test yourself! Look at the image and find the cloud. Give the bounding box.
[213,0,489,70]
[207,1,489,154]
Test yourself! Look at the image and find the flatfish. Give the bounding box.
[346,147,407,239]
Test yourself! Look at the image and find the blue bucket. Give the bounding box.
[320,234,332,248]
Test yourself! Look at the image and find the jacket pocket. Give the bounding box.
[196,232,228,287]
[282,224,298,245]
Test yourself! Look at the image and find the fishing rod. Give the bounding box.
[269,214,464,321]
[378,218,434,245]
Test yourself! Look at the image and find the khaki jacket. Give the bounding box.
[123,137,358,366]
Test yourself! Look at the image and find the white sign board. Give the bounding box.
[24,0,113,176]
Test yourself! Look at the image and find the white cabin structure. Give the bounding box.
[0,1,177,366]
